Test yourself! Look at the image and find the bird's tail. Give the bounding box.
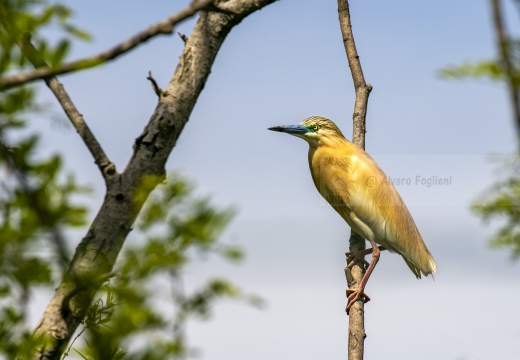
[403,251,437,279]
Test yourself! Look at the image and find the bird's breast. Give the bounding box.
[308,147,352,205]
[308,143,386,241]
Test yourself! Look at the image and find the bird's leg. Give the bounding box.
[346,239,382,315]
[345,245,385,269]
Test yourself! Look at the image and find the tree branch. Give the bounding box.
[29,0,278,358]
[337,1,372,359]
[0,0,214,91]
[0,15,115,182]
[490,0,520,141]
[147,71,164,98]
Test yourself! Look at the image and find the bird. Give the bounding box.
[268,116,437,314]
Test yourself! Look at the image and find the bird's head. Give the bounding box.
[268,116,346,147]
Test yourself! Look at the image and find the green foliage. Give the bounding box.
[0,113,91,357]
[0,1,257,358]
[440,7,520,259]
[62,176,259,359]
[0,1,92,352]
[472,156,520,258]
[61,288,122,359]
[439,40,520,87]
[0,0,91,73]
[439,60,505,81]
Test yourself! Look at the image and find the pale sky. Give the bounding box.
[24,0,520,359]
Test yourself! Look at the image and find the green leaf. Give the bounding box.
[472,156,520,259]
[50,39,69,68]
[439,60,505,81]
[74,348,90,360]
[36,6,56,26]
[62,24,92,41]
[12,258,52,287]
[218,245,244,262]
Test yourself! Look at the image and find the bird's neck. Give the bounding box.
[307,134,350,150]
[307,136,353,179]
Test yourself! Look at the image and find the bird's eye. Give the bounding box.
[313,124,321,131]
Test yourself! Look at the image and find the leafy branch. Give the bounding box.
[59,175,263,358]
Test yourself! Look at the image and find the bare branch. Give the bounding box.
[178,32,189,43]
[147,71,164,98]
[0,18,115,182]
[337,0,372,149]
[0,0,214,91]
[490,0,520,140]
[337,1,372,359]
[29,0,278,358]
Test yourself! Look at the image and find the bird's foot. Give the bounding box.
[345,246,386,269]
[345,250,371,269]
[345,288,370,315]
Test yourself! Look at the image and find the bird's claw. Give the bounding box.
[345,246,386,269]
[345,288,370,315]
[345,250,370,269]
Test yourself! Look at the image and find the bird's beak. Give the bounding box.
[268,125,309,135]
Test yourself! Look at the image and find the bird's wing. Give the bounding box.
[319,146,437,277]
[349,151,436,277]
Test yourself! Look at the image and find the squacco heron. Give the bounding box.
[269,116,437,314]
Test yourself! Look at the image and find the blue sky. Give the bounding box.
[24,0,520,359]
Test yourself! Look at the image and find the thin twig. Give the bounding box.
[61,327,87,359]
[337,1,372,359]
[490,0,520,141]
[0,17,115,181]
[0,0,214,91]
[178,32,189,43]
[337,0,372,149]
[147,71,163,98]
